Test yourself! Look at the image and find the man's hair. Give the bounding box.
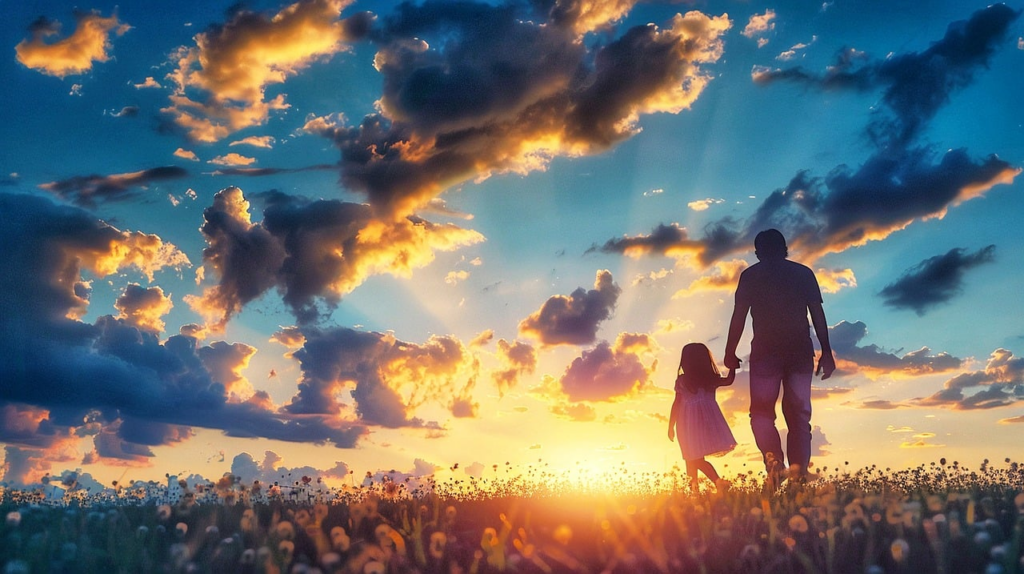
[754,229,788,261]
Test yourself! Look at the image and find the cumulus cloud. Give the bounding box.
[174,148,199,161]
[305,5,730,216]
[830,320,962,378]
[285,325,479,428]
[230,136,276,148]
[208,164,336,177]
[593,5,1020,268]
[742,9,775,40]
[198,341,258,401]
[0,193,365,474]
[209,153,257,166]
[550,402,597,422]
[558,333,657,402]
[114,284,174,334]
[912,348,1024,410]
[187,187,483,328]
[674,259,747,296]
[15,10,129,77]
[879,245,995,315]
[492,339,537,396]
[39,166,189,208]
[688,197,724,211]
[163,0,371,142]
[816,268,857,294]
[134,77,161,89]
[519,270,621,346]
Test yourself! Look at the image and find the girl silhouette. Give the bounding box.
[667,342,737,492]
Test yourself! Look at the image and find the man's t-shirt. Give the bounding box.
[735,258,822,360]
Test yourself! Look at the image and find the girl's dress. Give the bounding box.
[674,378,737,460]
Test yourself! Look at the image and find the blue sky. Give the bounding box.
[1,0,1022,490]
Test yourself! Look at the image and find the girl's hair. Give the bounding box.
[678,342,721,392]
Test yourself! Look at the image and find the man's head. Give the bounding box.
[754,229,788,261]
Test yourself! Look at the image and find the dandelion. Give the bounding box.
[890,538,909,563]
[276,520,295,541]
[175,522,189,538]
[330,526,351,552]
[788,514,809,534]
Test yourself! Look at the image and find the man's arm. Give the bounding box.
[808,301,836,379]
[724,303,749,370]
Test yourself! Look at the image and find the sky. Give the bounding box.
[1,0,1023,491]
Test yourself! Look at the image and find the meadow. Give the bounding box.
[2,459,1023,573]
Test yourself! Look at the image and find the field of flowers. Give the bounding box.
[2,459,1023,573]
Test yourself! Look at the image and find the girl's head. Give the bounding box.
[678,343,721,390]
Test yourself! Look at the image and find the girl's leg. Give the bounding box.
[684,459,701,491]
[696,459,720,483]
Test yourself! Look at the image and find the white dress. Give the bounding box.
[674,381,737,461]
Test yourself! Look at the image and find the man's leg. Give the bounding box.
[781,359,814,475]
[749,358,784,471]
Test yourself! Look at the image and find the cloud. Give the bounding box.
[208,164,336,177]
[688,198,724,211]
[230,136,276,148]
[519,270,621,346]
[816,268,857,294]
[15,10,129,77]
[134,77,161,89]
[998,415,1024,424]
[231,450,335,486]
[469,330,494,348]
[632,268,672,287]
[306,5,730,216]
[163,0,371,142]
[198,341,258,401]
[879,245,996,315]
[675,259,747,296]
[593,5,1020,268]
[742,9,775,40]
[492,339,537,396]
[284,326,479,428]
[550,402,597,422]
[107,106,140,118]
[38,166,190,208]
[209,153,257,167]
[655,318,694,334]
[913,348,1024,410]
[445,270,469,286]
[174,148,199,161]
[754,4,1020,148]
[114,284,174,334]
[187,187,483,327]
[0,193,365,474]
[830,320,962,378]
[777,38,816,61]
[558,333,657,402]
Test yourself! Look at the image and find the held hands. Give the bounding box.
[667,426,675,442]
[724,353,742,370]
[816,352,836,380]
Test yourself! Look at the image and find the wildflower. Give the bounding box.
[553,524,573,546]
[157,504,172,521]
[890,539,909,563]
[175,522,189,538]
[429,532,448,560]
[240,508,256,533]
[278,539,295,565]
[5,511,21,527]
[240,549,255,565]
[330,526,351,552]
[321,552,343,571]
[276,520,296,541]
[788,515,809,534]
[364,561,386,574]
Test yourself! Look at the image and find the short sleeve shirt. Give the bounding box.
[735,259,822,360]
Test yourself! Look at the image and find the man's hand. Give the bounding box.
[724,353,742,370]
[816,352,836,380]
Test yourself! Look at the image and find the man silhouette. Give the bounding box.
[724,229,835,483]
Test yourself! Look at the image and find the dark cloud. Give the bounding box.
[0,193,364,484]
[592,5,1020,268]
[558,333,656,402]
[39,166,189,208]
[830,320,962,377]
[879,245,996,315]
[305,3,729,216]
[755,4,1020,148]
[912,349,1024,410]
[286,326,479,428]
[519,270,621,346]
[188,187,481,327]
[108,106,140,118]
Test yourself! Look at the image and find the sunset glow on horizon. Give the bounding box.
[2,0,1023,494]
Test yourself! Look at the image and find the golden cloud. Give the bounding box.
[15,10,129,77]
[163,0,360,142]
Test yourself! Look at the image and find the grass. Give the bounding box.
[1,459,1022,573]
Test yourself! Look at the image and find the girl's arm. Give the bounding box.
[719,367,736,387]
[668,392,681,441]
